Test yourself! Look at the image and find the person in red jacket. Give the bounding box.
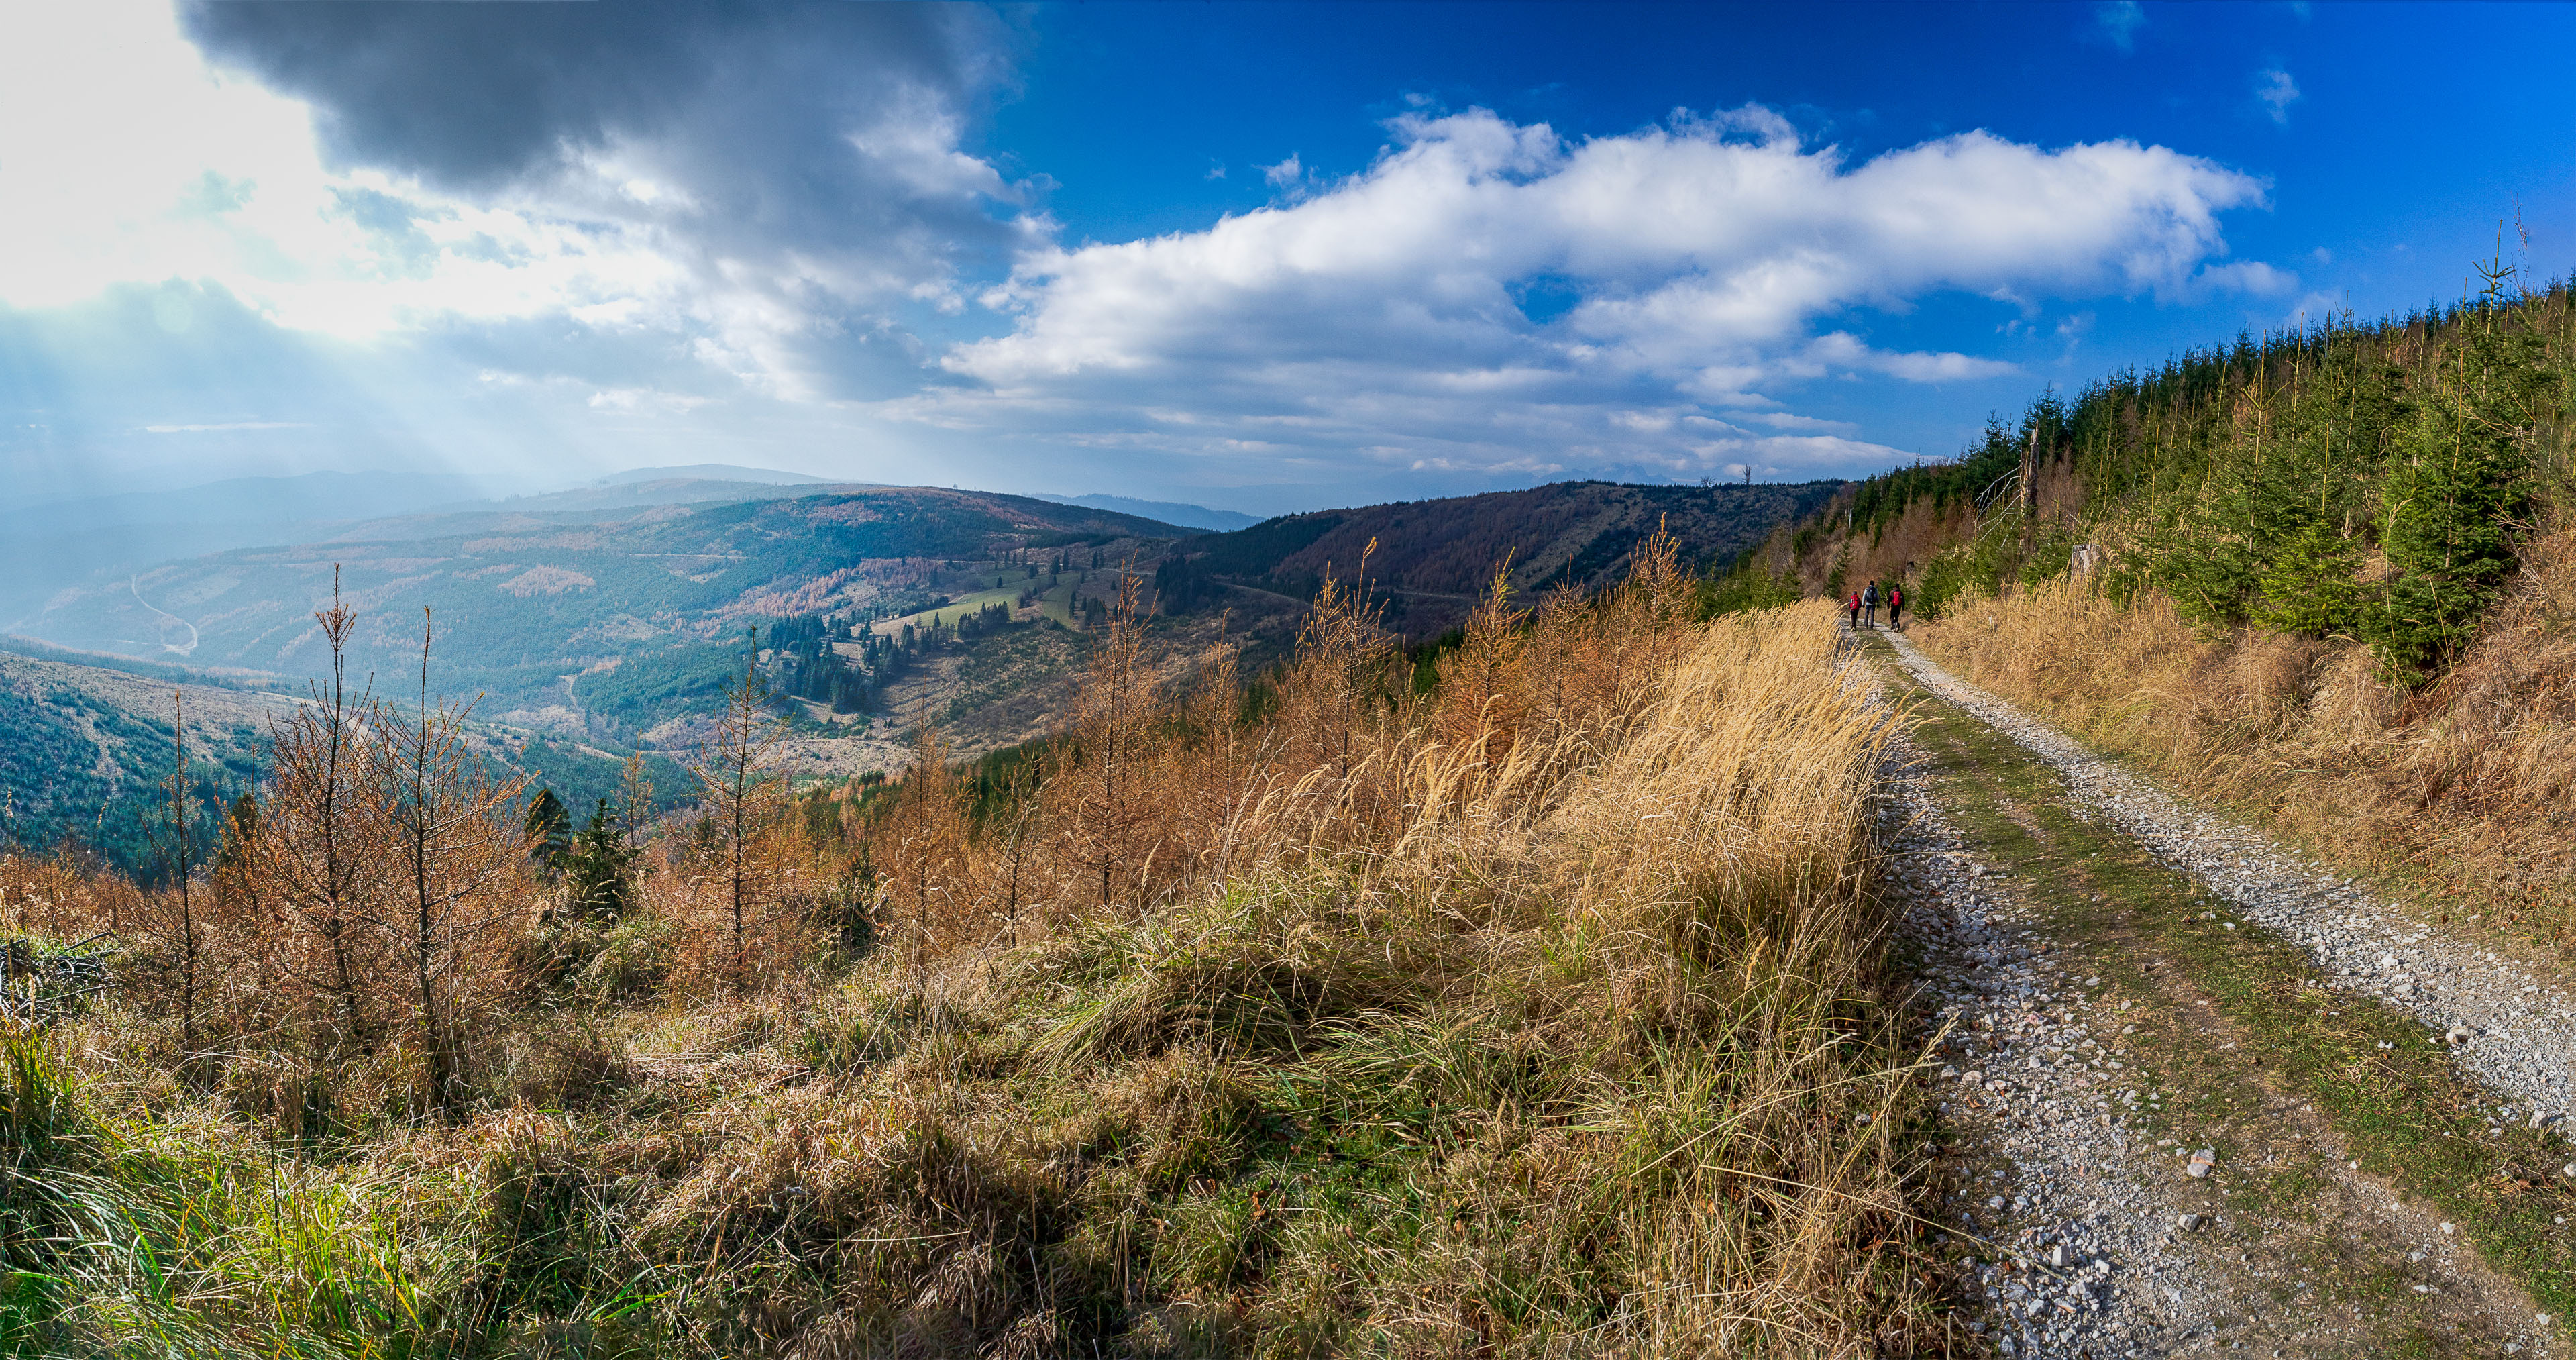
[1888,584,1904,631]
[1846,590,1862,629]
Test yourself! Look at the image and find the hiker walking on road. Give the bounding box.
[1887,583,1904,631]
[1862,581,1880,629]
[1846,590,1862,629]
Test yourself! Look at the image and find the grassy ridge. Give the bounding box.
[1714,259,2576,958]
[1732,270,2576,644]
[1,594,1966,1356]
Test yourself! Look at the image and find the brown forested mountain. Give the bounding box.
[1163,479,1843,636]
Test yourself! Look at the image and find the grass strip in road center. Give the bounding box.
[1881,651,2576,1335]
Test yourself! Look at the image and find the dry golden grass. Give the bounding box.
[4,560,1955,1357]
[1913,529,2576,953]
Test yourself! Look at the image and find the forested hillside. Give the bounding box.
[0,649,682,883]
[21,488,1181,713]
[1749,256,2576,951]
[0,656,271,883]
[1740,258,2574,670]
[1160,478,1842,637]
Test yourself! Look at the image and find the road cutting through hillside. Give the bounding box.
[1866,628,2576,1358]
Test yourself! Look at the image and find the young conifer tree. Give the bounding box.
[253,568,382,1051]
[1056,568,1165,910]
[370,608,529,1116]
[1432,560,1530,775]
[690,647,790,991]
[524,788,570,881]
[875,724,971,972]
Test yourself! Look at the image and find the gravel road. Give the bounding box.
[1882,754,2211,1357]
[1874,629,2574,1357]
[1886,631,2576,1145]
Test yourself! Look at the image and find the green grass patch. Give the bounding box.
[875,584,1026,635]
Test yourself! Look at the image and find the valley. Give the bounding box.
[0,475,1831,880]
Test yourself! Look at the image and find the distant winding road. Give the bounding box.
[128,575,199,656]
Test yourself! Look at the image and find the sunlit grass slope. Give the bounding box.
[3,584,1947,1357]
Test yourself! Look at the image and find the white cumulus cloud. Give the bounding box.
[906,107,2267,480]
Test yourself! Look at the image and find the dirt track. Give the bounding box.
[1871,626,2573,1358]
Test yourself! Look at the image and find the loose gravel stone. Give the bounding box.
[1877,733,2214,1357]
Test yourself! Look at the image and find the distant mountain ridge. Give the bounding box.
[0,468,880,625]
[591,464,836,488]
[1034,492,1260,531]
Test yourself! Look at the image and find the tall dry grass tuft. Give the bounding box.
[1915,530,2576,951]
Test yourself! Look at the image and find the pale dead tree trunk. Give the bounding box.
[690,647,787,993]
[256,567,379,1051]
[372,608,528,1118]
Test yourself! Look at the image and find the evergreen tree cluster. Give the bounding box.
[768,615,873,714]
[1152,554,1222,612]
[820,600,1026,700]
[1825,256,2574,679]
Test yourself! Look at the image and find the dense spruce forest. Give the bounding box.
[1752,254,2576,682]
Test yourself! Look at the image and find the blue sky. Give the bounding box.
[3,1,2571,515]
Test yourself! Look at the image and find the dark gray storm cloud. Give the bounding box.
[181,1,1024,399]
[189,3,966,188]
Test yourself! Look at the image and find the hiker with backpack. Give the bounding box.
[1888,583,1904,631]
[1846,590,1862,629]
[1862,581,1880,628]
